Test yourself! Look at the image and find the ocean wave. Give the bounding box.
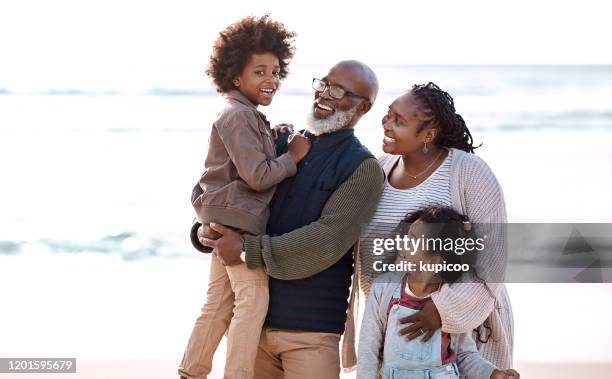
[0,232,185,260]
[145,88,213,96]
[0,241,22,254]
[515,114,610,131]
[39,89,95,96]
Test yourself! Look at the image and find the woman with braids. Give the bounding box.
[357,206,519,379]
[351,83,514,376]
[179,15,310,379]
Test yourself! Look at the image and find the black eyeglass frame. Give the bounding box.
[312,78,369,101]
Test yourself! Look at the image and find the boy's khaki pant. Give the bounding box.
[253,327,341,379]
[179,256,269,379]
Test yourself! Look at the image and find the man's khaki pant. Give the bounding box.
[179,256,269,379]
[253,327,341,379]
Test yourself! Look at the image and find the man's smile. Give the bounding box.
[313,100,335,117]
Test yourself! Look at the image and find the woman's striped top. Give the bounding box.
[358,149,453,294]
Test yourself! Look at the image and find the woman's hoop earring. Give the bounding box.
[423,142,429,154]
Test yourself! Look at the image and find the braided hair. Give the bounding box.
[411,82,480,153]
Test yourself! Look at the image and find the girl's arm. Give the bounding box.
[357,280,387,379]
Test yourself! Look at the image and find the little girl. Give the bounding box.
[357,206,520,379]
[179,15,310,379]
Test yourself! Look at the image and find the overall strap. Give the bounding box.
[379,277,406,359]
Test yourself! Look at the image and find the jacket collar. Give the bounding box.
[226,90,257,110]
[226,90,269,124]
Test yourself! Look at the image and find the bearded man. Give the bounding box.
[194,60,384,379]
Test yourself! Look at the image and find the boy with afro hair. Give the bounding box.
[179,15,310,379]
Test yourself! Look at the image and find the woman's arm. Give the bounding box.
[431,155,507,333]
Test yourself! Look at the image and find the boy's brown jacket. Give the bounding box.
[192,90,297,235]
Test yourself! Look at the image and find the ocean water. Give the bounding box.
[1,64,611,259]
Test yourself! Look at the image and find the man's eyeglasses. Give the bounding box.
[312,78,369,101]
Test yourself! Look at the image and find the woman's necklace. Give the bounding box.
[404,149,444,179]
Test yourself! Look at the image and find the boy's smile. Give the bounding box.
[234,52,281,106]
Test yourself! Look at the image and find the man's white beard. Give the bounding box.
[305,107,357,136]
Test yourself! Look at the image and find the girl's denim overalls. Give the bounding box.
[381,283,460,379]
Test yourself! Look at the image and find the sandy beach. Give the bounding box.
[1,251,612,378]
[3,191,612,378]
[3,360,609,378]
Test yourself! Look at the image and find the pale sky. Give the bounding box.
[1,0,611,90]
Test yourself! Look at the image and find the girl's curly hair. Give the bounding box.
[206,15,297,93]
[402,206,495,344]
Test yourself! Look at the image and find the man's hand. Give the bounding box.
[491,369,520,379]
[398,298,442,342]
[199,223,244,266]
[271,123,294,140]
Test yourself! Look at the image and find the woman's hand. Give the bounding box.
[398,299,442,342]
[271,123,294,140]
[491,368,520,379]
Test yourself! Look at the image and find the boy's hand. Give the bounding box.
[271,123,294,140]
[198,224,223,240]
[287,132,311,164]
[491,369,520,379]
